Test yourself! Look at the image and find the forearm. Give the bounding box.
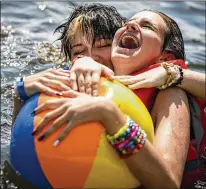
[125,141,178,189]
[178,69,205,100]
[101,100,180,189]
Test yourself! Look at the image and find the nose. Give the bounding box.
[83,47,100,62]
[126,21,139,32]
[126,24,136,31]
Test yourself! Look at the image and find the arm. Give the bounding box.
[178,69,205,100]
[12,68,71,124]
[114,66,206,100]
[108,87,190,189]
[33,87,190,189]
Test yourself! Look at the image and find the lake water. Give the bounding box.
[1,1,205,188]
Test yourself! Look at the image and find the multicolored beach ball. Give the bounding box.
[10,78,154,189]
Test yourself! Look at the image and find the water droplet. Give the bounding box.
[38,4,47,11]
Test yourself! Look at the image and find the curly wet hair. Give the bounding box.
[54,3,127,60]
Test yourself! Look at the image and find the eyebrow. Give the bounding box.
[71,43,83,49]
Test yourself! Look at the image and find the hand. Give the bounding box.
[32,94,107,146]
[23,68,71,97]
[70,56,114,96]
[113,66,167,90]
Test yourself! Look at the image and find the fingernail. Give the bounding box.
[56,92,62,96]
[38,134,46,141]
[53,140,60,147]
[31,110,36,115]
[32,129,37,136]
[93,91,98,96]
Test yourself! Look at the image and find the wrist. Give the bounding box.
[157,63,183,90]
[98,98,127,135]
[15,77,29,101]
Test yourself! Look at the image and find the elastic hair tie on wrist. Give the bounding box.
[16,77,29,101]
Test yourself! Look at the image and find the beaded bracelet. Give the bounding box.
[157,63,184,90]
[107,117,146,158]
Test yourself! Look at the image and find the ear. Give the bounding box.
[155,51,175,63]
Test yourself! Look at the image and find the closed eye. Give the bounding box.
[94,39,112,48]
[140,21,156,31]
[73,50,85,56]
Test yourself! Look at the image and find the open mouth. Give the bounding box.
[119,33,140,50]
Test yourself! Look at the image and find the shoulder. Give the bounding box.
[151,87,189,124]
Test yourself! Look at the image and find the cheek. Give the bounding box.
[142,32,162,52]
[102,48,112,60]
[99,48,113,69]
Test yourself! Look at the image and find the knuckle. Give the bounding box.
[44,101,51,107]
[92,80,98,85]
[39,77,46,83]
[44,114,50,121]
[33,82,39,88]
[69,77,76,82]
[47,68,53,72]
[85,82,92,88]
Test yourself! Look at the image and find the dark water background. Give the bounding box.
[0,1,205,188]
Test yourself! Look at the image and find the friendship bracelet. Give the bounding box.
[107,117,146,158]
[157,63,184,90]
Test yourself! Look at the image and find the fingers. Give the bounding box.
[84,72,92,95]
[70,71,78,91]
[77,73,85,93]
[53,120,73,147]
[48,68,70,77]
[91,72,100,96]
[46,74,70,87]
[32,82,61,96]
[62,90,86,98]
[128,80,150,90]
[37,112,69,142]
[113,75,133,80]
[24,68,71,96]
[32,105,66,135]
[115,78,137,85]
[34,99,67,114]
[101,65,114,79]
[43,79,71,91]
[114,75,144,85]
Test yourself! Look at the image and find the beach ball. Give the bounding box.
[10,78,154,189]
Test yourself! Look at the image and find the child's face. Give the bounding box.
[70,29,114,70]
[111,11,167,75]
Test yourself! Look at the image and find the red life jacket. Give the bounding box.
[131,59,206,188]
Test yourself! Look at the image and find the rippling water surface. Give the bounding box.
[1,1,205,188]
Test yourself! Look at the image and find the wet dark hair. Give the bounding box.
[145,10,185,60]
[54,3,127,60]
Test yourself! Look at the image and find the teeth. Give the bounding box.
[121,34,139,48]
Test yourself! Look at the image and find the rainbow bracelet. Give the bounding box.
[107,116,146,158]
